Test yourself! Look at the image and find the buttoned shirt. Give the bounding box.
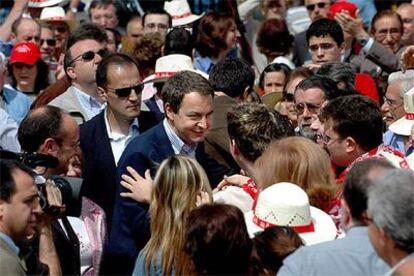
[163,119,197,158]
[73,86,104,120]
[104,108,140,165]
[0,108,21,152]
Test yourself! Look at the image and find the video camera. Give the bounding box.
[0,150,83,217]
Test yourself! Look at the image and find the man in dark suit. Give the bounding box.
[80,53,157,231]
[104,70,228,274]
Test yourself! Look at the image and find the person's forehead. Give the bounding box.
[309,35,336,44]
[296,87,325,99]
[374,15,401,29]
[106,64,140,84]
[180,91,212,108]
[305,0,329,5]
[41,27,54,36]
[144,14,169,24]
[386,82,402,97]
[70,39,103,52]
[91,4,116,14]
[397,5,414,16]
[17,19,40,32]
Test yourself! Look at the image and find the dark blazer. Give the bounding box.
[103,122,228,275]
[79,110,157,231]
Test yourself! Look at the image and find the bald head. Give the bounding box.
[12,18,41,45]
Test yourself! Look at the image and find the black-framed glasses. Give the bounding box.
[106,84,144,97]
[69,49,108,66]
[294,102,322,115]
[40,39,56,46]
[306,2,327,11]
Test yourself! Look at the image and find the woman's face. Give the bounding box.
[225,22,239,50]
[12,62,37,91]
[263,71,286,94]
[105,30,117,53]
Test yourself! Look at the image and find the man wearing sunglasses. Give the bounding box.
[292,0,331,66]
[49,23,108,123]
[79,54,157,238]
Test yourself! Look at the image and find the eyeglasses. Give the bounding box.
[283,92,294,102]
[294,102,322,115]
[144,23,169,31]
[106,84,144,97]
[306,2,327,11]
[376,28,401,39]
[40,38,56,47]
[69,49,108,65]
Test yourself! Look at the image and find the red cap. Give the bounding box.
[328,1,358,20]
[9,42,41,65]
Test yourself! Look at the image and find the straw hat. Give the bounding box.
[389,88,414,136]
[244,182,337,245]
[29,0,69,8]
[164,0,204,27]
[40,6,75,30]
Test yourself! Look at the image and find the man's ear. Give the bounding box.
[344,136,357,154]
[66,66,76,80]
[39,138,60,157]
[97,87,108,102]
[164,102,175,121]
[241,86,250,102]
[9,32,16,42]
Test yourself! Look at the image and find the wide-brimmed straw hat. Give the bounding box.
[40,6,75,30]
[164,0,204,27]
[389,87,414,136]
[29,0,69,8]
[244,182,337,245]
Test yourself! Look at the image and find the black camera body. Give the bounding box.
[0,150,83,217]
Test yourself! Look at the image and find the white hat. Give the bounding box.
[164,0,204,27]
[244,182,337,245]
[389,87,414,136]
[40,6,66,21]
[29,0,69,8]
[271,56,295,70]
[146,54,208,84]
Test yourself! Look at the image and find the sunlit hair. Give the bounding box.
[195,12,235,58]
[143,155,212,275]
[254,136,336,212]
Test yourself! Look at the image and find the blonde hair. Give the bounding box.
[143,155,212,275]
[255,136,336,212]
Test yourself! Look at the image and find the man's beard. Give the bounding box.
[298,124,317,141]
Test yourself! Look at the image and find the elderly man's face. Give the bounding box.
[15,18,40,45]
[373,15,402,53]
[305,0,331,22]
[90,4,119,29]
[381,82,404,127]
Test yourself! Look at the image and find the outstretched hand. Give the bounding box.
[120,167,153,204]
[214,174,251,193]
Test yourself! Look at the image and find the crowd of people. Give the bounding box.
[0,0,414,275]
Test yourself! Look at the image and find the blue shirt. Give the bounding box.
[383,130,409,156]
[1,85,30,124]
[73,86,104,120]
[0,231,20,256]
[163,119,197,158]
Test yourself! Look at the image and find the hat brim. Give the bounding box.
[172,13,204,27]
[261,92,283,108]
[9,57,39,65]
[29,0,69,8]
[389,116,414,136]
[244,206,337,245]
[143,69,208,85]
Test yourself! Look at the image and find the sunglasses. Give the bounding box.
[52,26,68,33]
[107,84,144,97]
[69,49,108,65]
[306,2,327,11]
[40,39,56,46]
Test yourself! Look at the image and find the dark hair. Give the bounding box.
[96,53,139,88]
[295,75,340,101]
[142,8,172,28]
[252,226,303,275]
[164,27,194,57]
[0,159,34,202]
[371,10,403,34]
[63,23,108,73]
[317,62,356,91]
[256,19,293,57]
[259,63,291,91]
[161,71,214,113]
[105,27,122,48]
[320,95,383,151]
[343,158,394,223]
[227,103,295,162]
[11,17,40,35]
[185,203,252,275]
[18,106,64,152]
[8,59,50,94]
[195,12,235,58]
[306,18,344,46]
[209,58,255,98]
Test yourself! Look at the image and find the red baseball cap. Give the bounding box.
[9,42,41,65]
[328,1,358,20]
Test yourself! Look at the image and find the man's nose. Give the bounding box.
[381,102,389,113]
